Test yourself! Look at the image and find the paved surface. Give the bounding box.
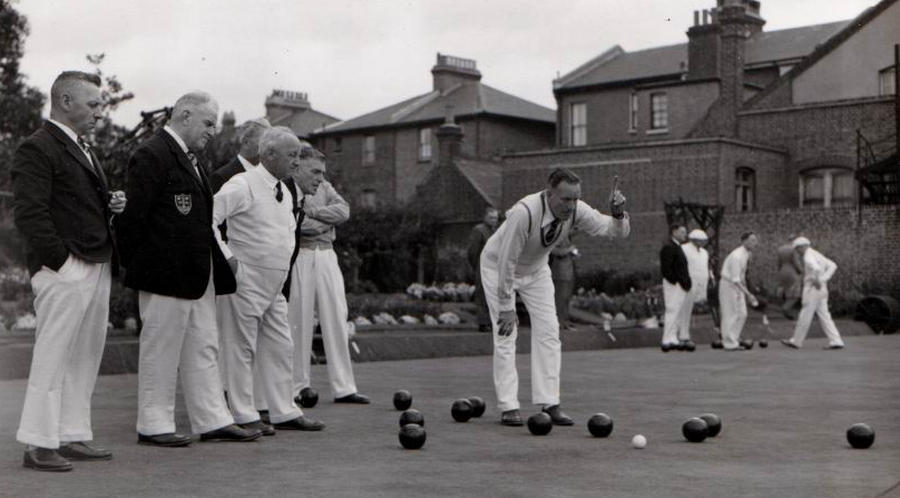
[1,335,898,498]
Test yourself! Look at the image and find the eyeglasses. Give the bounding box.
[300,146,326,160]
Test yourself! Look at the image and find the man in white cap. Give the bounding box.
[718,232,759,351]
[678,229,712,349]
[781,237,844,350]
[481,168,629,427]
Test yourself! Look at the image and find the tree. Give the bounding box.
[85,53,134,188]
[0,0,46,191]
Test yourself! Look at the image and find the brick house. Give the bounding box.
[495,0,899,297]
[264,89,340,139]
[309,53,555,211]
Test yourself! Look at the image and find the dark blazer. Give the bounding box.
[116,129,236,299]
[281,178,305,301]
[209,157,245,194]
[11,121,114,275]
[660,239,692,290]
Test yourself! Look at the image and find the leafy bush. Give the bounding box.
[575,268,658,296]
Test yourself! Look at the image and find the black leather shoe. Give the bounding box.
[335,393,371,404]
[58,442,112,461]
[542,405,574,426]
[823,343,845,350]
[137,432,192,447]
[781,339,800,349]
[273,416,325,431]
[240,420,275,436]
[258,410,270,424]
[500,409,524,426]
[200,423,262,442]
[661,343,676,353]
[740,339,754,350]
[23,447,72,472]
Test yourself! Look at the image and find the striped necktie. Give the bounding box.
[542,218,561,247]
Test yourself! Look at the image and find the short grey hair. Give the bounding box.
[237,117,270,142]
[258,127,298,157]
[50,71,101,107]
[172,91,216,115]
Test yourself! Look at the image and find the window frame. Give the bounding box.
[879,65,896,97]
[362,135,376,165]
[418,127,432,161]
[734,167,756,212]
[799,167,855,208]
[628,93,639,133]
[569,102,587,147]
[649,92,668,131]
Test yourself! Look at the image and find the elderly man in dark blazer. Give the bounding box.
[117,91,260,447]
[660,224,692,352]
[12,71,124,471]
[209,118,270,194]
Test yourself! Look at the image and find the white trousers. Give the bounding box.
[790,284,844,347]
[17,256,110,449]
[289,248,357,398]
[662,280,690,345]
[718,279,747,349]
[220,262,301,425]
[137,270,233,435]
[481,264,560,412]
[216,299,267,411]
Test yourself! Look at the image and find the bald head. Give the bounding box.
[168,91,219,151]
[259,127,301,180]
[49,71,103,136]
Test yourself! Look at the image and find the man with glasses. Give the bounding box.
[287,143,370,405]
[213,127,325,433]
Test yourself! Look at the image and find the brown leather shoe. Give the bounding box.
[58,442,112,461]
[273,416,325,431]
[500,409,524,426]
[239,420,276,436]
[23,447,73,472]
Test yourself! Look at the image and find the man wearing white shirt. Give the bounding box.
[480,168,629,426]
[718,233,760,351]
[781,237,845,350]
[213,127,324,433]
[678,229,712,348]
[288,150,370,405]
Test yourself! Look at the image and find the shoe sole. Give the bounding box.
[58,454,112,461]
[273,426,325,431]
[137,439,192,447]
[200,434,262,442]
[23,462,73,472]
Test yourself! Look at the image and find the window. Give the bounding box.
[799,168,855,208]
[363,135,375,165]
[629,93,638,132]
[650,93,668,130]
[570,102,587,146]
[734,167,755,212]
[361,189,377,208]
[418,127,432,161]
[334,137,342,153]
[879,65,896,96]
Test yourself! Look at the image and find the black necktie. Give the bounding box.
[275,182,283,203]
[542,218,561,247]
[186,151,199,167]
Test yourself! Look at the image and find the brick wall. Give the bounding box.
[476,117,554,157]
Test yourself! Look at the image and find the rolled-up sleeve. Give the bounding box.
[573,200,630,238]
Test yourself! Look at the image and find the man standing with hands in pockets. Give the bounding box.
[480,169,629,427]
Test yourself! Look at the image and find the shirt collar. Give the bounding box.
[255,163,280,187]
[163,125,190,154]
[47,118,80,145]
[237,154,256,172]
[540,191,558,228]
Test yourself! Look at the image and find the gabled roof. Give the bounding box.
[555,20,848,91]
[269,107,340,138]
[455,158,503,207]
[317,82,555,135]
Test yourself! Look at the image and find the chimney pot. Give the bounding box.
[694,10,699,26]
[702,9,709,24]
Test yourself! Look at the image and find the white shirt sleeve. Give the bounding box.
[572,200,630,238]
[212,176,252,261]
[495,205,530,311]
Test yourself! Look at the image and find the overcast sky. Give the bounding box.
[16,0,877,128]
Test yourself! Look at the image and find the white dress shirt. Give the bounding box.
[802,248,837,285]
[47,118,93,166]
[720,246,750,285]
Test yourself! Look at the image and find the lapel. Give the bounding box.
[159,129,204,188]
[44,121,100,182]
[285,178,305,225]
[88,147,109,191]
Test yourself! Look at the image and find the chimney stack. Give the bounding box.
[436,105,463,167]
[431,53,482,93]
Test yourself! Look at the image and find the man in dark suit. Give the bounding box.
[12,71,124,471]
[209,118,270,194]
[660,224,692,352]
[467,207,499,332]
[117,91,260,447]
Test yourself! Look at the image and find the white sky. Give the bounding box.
[16,0,878,128]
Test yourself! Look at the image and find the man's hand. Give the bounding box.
[609,189,626,219]
[749,295,759,308]
[108,190,127,215]
[227,257,239,276]
[497,310,517,337]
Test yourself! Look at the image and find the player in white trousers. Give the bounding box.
[781,237,845,350]
[718,233,760,351]
[481,168,629,426]
[660,224,692,351]
[678,229,712,344]
[288,150,369,404]
[213,127,324,432]
[12,70,125,470]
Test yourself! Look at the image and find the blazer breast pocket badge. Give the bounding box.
[174,193,192,215]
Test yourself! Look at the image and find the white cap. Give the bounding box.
[792,236,811,248]
[688,229,708,241]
